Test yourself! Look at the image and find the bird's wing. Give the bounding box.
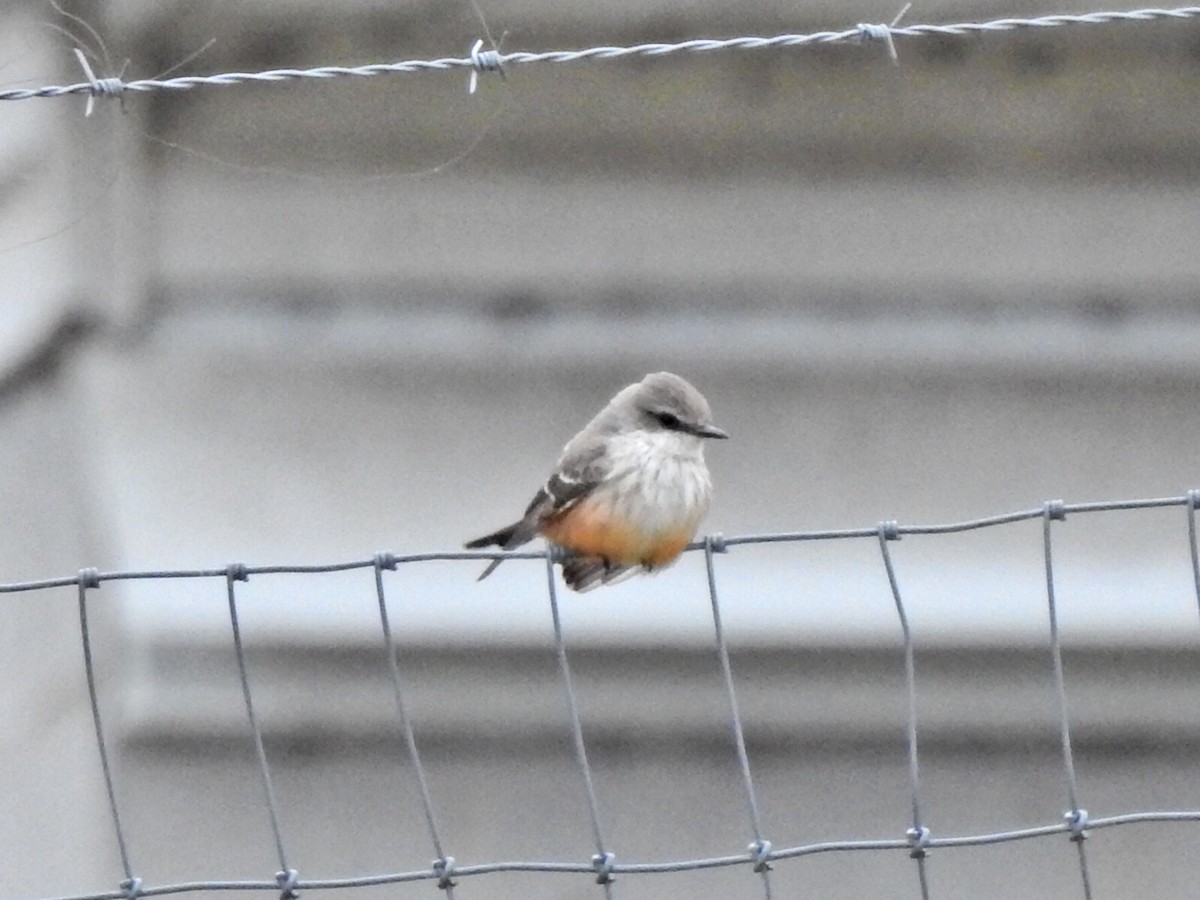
[468,436,612,582]
[525,438,610,520]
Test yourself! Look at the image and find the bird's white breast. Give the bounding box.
[598,430,713,536]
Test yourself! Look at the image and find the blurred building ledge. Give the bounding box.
[145,305,1200,385]
[148,175,1200,312]
[122,640,1200,750]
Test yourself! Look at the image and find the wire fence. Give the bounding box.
[1,5,1199,112]
[8,491,1200,900]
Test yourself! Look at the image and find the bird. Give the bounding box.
[465,372,728,591]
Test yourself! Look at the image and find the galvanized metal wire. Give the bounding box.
[224,566,298,899]
[543,555,616,899]
[877,527,931,900]
[0,6,1197,108]
[76,572,139,900]
[11,490,1200,900]
[1040,502,1094,899]
[703,537,773,900]
[373,554,457,898]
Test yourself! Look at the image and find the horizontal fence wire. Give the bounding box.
[0,6,1198,109]
[10,491,1200,900]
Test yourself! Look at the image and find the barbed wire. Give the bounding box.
[1,6,1198,110]
[12,490,1200,899]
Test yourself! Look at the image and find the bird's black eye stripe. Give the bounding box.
[655,411,681,429]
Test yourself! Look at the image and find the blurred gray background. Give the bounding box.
[3,0,1200,896]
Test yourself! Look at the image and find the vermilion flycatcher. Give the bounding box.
[466,372,728,591]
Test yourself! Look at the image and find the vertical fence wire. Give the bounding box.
[224,565,298,897]
[76,570,139,898]
[703,539,773,898]
[1187,491,1200,624]
[543,557,616,898]
[876,527,931,900]
[372,555,456,897]
[1040,503,1093,900]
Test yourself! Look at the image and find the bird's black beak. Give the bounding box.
[694,423,729,439]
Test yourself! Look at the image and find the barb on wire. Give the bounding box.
[857,2,912,65]
[1,6,1198,106]
[467,37,504,94]
[71,48,124,116]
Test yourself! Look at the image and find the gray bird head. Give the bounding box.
[617,372,729,440]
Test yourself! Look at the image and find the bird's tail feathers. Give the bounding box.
[465,521,531,581]
[465,522,521,550]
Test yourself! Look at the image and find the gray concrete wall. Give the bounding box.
[0,3,117,896]
[0,374,119,900]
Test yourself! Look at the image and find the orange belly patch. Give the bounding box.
[540,501,694,568]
